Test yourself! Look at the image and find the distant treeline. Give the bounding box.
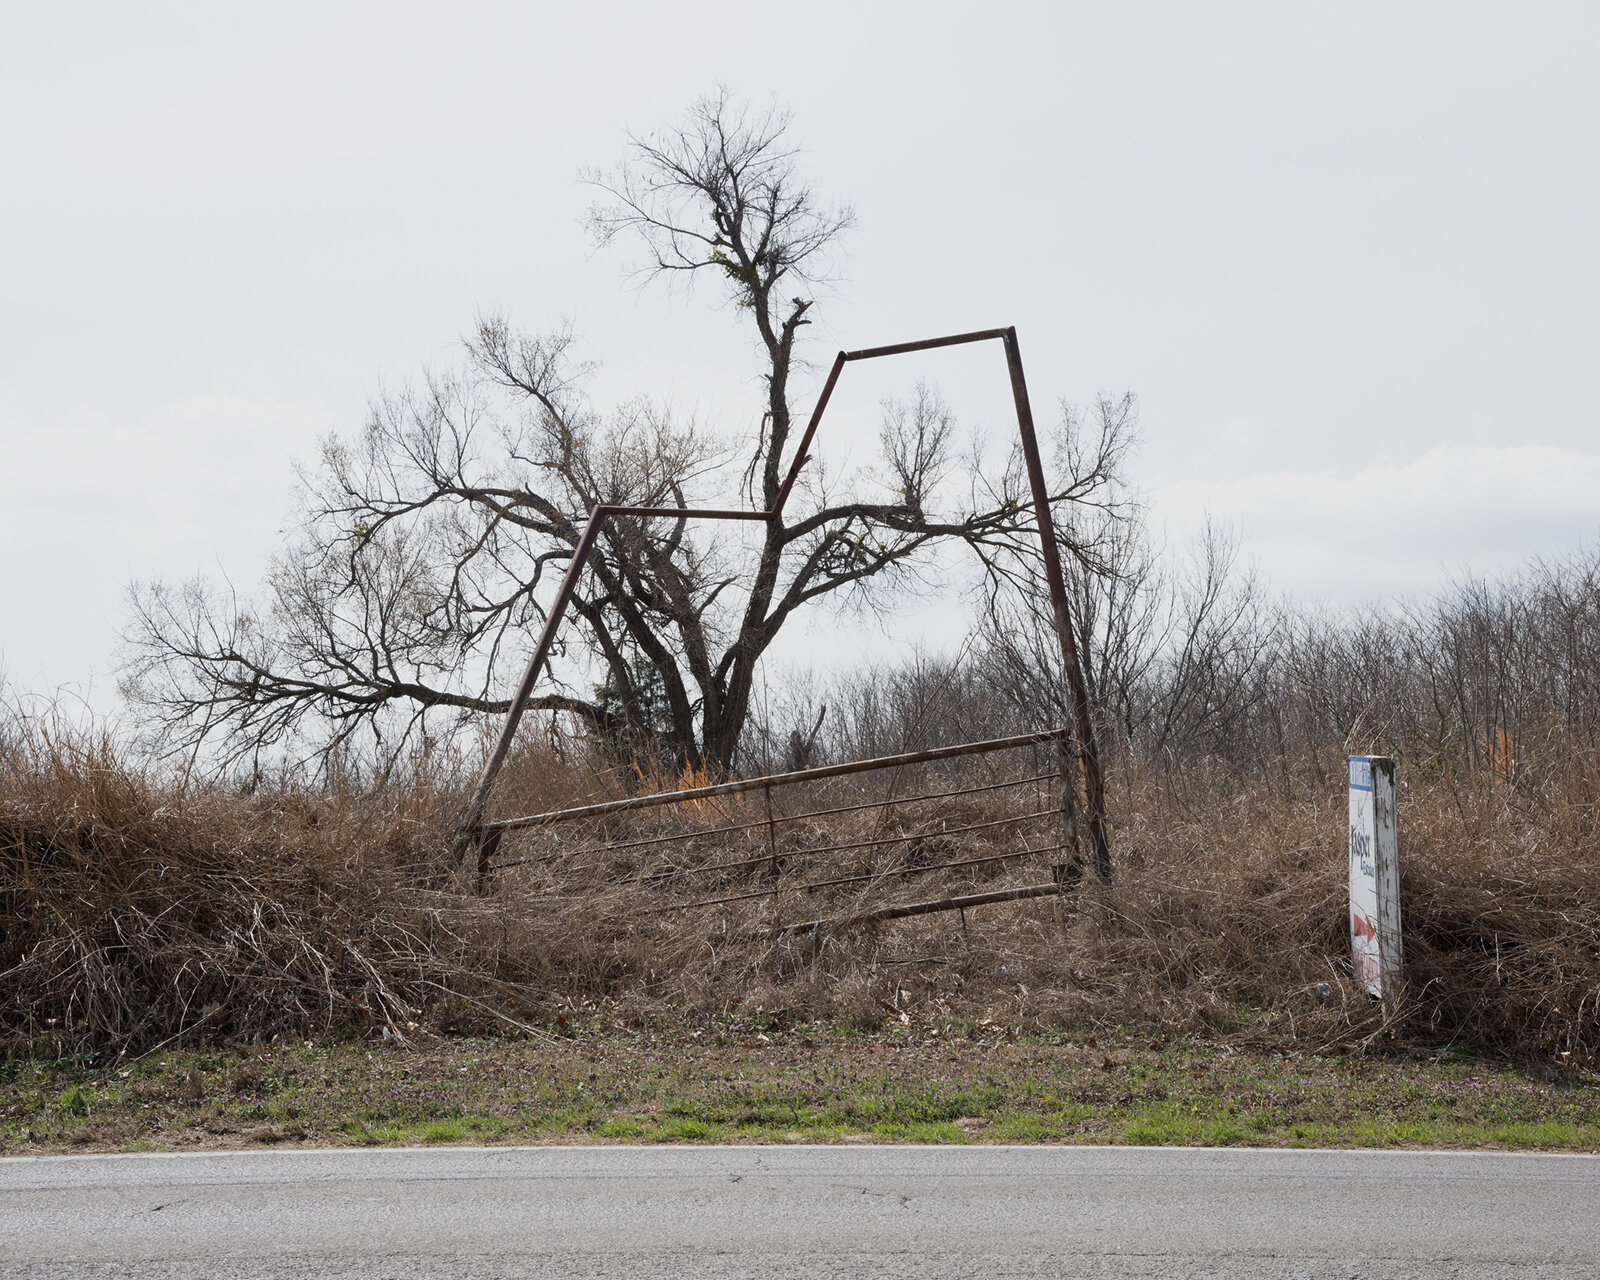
[741,539,1600,788]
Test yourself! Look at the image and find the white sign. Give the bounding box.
[1348,756,1402,998]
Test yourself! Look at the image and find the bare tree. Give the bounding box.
[124,90,1128,776]
[977,467,1275,776]
[976,394,1153,741]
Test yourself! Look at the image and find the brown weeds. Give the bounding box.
[3,720,1596,1061]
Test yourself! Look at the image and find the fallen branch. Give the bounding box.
[755,880,1067,940]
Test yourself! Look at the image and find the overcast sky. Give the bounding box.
[4,2,1598,712]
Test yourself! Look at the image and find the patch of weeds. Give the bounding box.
[1198,1116,1250,1144]
[986,1114,1053,1142]
[870,1120,966,1143]
[655,1117,713,1141]
[1486,1121,1576,1148]
[1122,1111,1198,1146]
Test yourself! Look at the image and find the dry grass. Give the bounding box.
[3,719,1597,1063]
[1090,759,1600,1058]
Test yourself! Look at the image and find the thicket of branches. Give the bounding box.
[745,535,1600,793]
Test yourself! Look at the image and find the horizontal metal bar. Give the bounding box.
[775,331,1009,515]
[596,505,772,521]
[762,879,1068,939]
[641,805,1063,885]
[658,841,1066,913]
[486,728,1068,831]
[843,329,1009,362]
[512,806,1061,892]
[489,770,1059,871]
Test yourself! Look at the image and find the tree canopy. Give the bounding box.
[124,90,1130,777]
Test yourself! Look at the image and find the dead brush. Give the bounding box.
[3,713,1597,1060]
[1,718,484,1055]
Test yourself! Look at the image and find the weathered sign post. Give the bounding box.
[1347,755,1402,1000]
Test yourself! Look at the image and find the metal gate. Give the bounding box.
[477,729,1082,938]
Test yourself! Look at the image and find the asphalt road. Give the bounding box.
[2,1144,1595,1279]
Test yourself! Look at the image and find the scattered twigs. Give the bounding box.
[120,1007,220,1067]
[416,980,563,1046]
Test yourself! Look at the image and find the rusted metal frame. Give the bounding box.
[762,783,781,941]
[453,502,772,869]
[762,783,779,878]
[844,329,1012,361]
[652,839,1070,914]
[540,805,1063,898]
[485,728,1067,832]
[603,506,771,520]
[636,803,1065,887]
[518,805,1064,903]
[771,328,1007,513]
[457,326,1112,882]
[770,352,847,513]
[1053,738,1084,892]
[489,769,1059,877]
[760,880,1069,940]
[1000,327,1112,881]
[455,507,600,869]
[492,768,1059,871]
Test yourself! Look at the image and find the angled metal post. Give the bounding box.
[451,508,605,871]
[1000,327,1112,881]
[452,502,770,871]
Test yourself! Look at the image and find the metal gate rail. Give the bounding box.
[485,727,1081,935]
[484,728,1068,833]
